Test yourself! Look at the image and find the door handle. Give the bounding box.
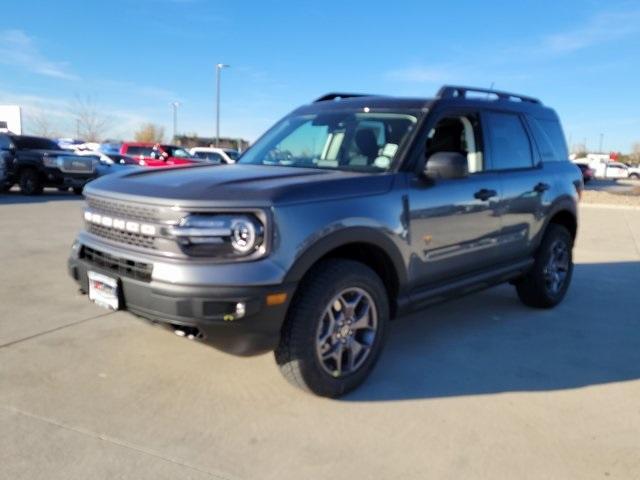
[534,182,550,193]
[474,188,497,201]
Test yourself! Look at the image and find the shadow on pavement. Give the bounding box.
[0,189,84,205]
[346,261,640,401]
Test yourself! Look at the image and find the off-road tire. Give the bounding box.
[275,259,389,397]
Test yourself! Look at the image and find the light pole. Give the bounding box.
[215,63,230,146]
[599,133,604,153]
[171,102,180,142]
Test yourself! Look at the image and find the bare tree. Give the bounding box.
[24,109,60,138]
[629,142,640,165]
[134,123,165,143]
[70,95,112,142]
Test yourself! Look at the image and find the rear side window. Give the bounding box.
[484,112,533,170]
[528,117,569,162]
[126,146,153,156]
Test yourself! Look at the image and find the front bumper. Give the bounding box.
[68,240,296,356]
[44,168,96,188]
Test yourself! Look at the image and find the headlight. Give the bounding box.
[169,214,265,258]
[43,155,60,168]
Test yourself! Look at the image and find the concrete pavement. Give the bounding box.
[1,191,639,479]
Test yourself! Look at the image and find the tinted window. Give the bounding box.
[485,112,533,170]
[11,136,60,150]
[126,146,153,156]
[528,117,568,162]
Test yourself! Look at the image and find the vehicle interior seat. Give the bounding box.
[349,128,379,166]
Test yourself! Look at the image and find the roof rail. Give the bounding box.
[313,93,370,103]
[436,85,541,104]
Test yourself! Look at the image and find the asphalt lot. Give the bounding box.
[1,190,639,480]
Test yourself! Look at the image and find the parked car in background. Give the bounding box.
[99,142,123,155]
[69,85,581,397]
[75,151,140,180]
[602,162,630,179]
[120,142,198,167]
[575,162,595,183]
[1,133,96,194]
[189,147,239,164]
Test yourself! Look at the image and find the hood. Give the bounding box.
[84,164,394,207]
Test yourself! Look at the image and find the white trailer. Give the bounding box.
[0,105,22,134]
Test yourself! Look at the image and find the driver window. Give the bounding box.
[426,114,484,173]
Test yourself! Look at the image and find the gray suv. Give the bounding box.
[68,85,582,397]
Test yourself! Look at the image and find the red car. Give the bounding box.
[575,162,595,183]
[120,142,199,167]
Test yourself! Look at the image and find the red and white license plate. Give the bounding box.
[87,271,120,310]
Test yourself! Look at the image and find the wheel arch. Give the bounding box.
[542,196,578,244]
[284,228,407,316]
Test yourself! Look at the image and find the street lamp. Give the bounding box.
[171,101,180,142]
[215,63,230,146]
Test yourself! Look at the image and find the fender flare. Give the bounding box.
[284,226,408,287]
[537,195,578,247]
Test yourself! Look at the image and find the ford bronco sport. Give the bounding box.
[68,85,581,397]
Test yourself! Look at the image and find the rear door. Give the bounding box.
[483,110,547,262]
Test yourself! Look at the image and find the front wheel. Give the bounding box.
[515,224,573,308]
[275,259,389,397]
[19,169,43,195]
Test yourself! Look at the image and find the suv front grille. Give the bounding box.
[87,223,156,250]
[86,196,159,222]
[82,246,152,282]
[59,156,94,174]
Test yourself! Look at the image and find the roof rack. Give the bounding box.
[313,93,371,103]
[436,85,542,105]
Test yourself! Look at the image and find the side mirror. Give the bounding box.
[424,152,468,180]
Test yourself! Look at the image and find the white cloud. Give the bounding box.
[385,65,457,84]
[543,10,640,54]
[0,29,78,80]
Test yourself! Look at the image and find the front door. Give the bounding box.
[407,110,502,289]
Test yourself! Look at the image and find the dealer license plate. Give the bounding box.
[87,271,120,310]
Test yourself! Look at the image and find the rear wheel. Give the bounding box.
[515,224,573,308]
[19,169,43,195]
[275,259,389,397]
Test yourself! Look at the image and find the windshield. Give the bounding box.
[12,136,60,150]
[238,111,418,172]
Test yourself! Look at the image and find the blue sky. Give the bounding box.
[1,0,639,152]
